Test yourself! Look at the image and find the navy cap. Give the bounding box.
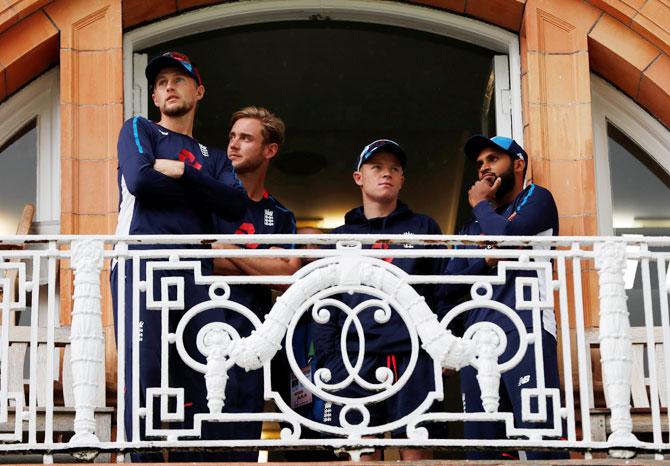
[464,135,528,166]
[355,139,407,171]
[145,51,202,87]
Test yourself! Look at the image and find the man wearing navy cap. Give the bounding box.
[313,139,443,461]
[111,51,248,461]
[442,135,567,460]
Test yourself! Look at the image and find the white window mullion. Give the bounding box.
[132,53,149,118]
[493,54,513,138]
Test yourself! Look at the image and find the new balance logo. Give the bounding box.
[264,209,274,226]
[518,374,531,387]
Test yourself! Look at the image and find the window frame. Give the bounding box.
[0,68,60,234]
[591,74,670,235]
[122,0,523,143]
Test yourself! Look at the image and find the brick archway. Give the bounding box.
[1,0,668,235]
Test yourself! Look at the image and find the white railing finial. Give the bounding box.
[68,239,105,450]
[595,241,636,458]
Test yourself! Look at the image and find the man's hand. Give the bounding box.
[468,177,501,207]
[154,159,185,179]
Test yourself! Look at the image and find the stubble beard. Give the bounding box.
[161,100,193,118]
[231,153,265,175]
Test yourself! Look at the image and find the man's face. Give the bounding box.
[353,152,405,204]
[151,67,203,117]
[227,118,277,174]
[475,147,518,199]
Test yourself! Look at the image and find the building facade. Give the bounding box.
[0,0,669,385]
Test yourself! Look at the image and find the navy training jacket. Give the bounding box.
[441,184,559,337]
[115,116,248,239]
[313,201,444,355]
[214,191,296,336]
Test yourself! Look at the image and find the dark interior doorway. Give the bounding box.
[144,20,497,232]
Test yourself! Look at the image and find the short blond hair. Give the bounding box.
[230,106,285,147]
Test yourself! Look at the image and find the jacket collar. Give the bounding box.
[343,200,413,226]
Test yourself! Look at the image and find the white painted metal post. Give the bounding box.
[473,327,501,413]
[594,241,636,457]
[69,239,105,445]
[202,326,232,414]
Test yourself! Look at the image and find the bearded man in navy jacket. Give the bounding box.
[111,52,248,462]
[313,139,443,461]
[444,135,568,460]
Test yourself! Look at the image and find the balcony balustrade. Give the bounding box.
[0,234,668,462]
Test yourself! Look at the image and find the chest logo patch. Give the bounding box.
[199,143,209,157]
[178,149,202,170]
[264,209,274,226]
[371,242,393,263]
[235,222,258,249]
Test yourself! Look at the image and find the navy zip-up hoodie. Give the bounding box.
[441,184,559,337]
[313,201,444,355]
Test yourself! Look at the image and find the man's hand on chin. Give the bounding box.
[467,176,501,207]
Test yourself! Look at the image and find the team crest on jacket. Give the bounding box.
[402,231,415,248]
[264,209,274,226]
[199,143,209,157]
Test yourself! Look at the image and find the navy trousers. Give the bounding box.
[460,329,569,460]
[111,259,255,462]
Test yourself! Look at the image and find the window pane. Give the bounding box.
[609,123,670,233]
[0,121,37,234]
[607,122,670,326]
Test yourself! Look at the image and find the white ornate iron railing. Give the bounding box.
[0,234,669,462]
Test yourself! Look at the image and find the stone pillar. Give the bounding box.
[521,0,602,326]
[45,0,123,386]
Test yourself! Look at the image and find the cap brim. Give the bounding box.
[464,135,507,161]
[145,56,196,86]
[363,143,407,167]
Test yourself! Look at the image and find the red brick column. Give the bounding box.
[520,0,603,325]
[46,0,122,386]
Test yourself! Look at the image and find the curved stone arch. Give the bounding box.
[121,0,524,140]
[2,0,669,126]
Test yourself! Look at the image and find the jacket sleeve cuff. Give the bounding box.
[473,199,496,220]
[181,163,200,183]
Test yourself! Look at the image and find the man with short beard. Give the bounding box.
[211,106,301,462]
[112,52,248,462]
[442,135,567,460]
